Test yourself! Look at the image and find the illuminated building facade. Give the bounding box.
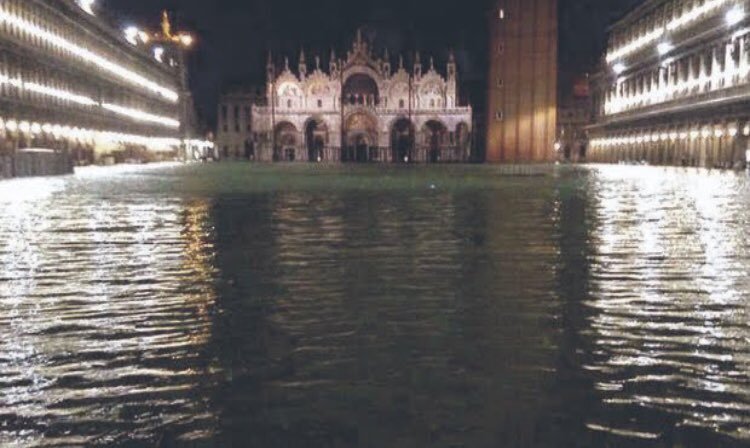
[251,31,473,163]
[0,0,204,177]
[589,0,750,168]
[486,0,559,163]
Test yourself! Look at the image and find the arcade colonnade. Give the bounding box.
[589,0,750,169]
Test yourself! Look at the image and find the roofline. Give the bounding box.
[606,0,669,33]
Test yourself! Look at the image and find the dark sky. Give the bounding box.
[104,0,641,129]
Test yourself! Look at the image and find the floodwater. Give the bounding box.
[1,163,750,447]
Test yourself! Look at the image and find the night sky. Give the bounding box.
[104,0,641,130]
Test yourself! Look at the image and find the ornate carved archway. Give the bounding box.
[342,111,379,162]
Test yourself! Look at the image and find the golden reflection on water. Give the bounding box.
[0,175,219,447]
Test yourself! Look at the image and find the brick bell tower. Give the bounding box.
[486,0,558,163]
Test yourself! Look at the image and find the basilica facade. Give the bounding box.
[250,31,473,163]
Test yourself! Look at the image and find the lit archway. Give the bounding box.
[390,118,415,163]
[305,118,328,162]
[422,120,448,163]
[343,112,379,162]
[274,122,298,162]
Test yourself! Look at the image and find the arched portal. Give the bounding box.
[390,118,415,163]
[274,122,298,162]
[343,74,380,106]
[343,112,379,162]
[305,118,328,162]
[422,120,448,163]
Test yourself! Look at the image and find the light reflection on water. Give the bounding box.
[0,163,749,447]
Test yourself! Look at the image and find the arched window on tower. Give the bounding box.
[287,99,292,109]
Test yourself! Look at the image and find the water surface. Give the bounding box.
[1,163,749,447]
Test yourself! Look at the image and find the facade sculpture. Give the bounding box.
[250,30,473,163]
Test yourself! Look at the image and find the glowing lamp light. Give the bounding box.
[77,0,95,15]
[554,142,562,151]
[743,125,750,136]
[657,42,673,56]
[153,47,165,63]
[726,7,745,26]
[124,26,140,45]
[729,127,738,137]
[6,120,17,132]
[19,121,30,134]
[178,33,194,48]
[613,63,626,75]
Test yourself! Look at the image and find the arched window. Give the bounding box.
[318,99,323,108]
[287,99,292,108]
[430,99,435,108]
[399,99,405,109]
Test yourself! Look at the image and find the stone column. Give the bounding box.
[726,41,736,86]
[711,45,720,90]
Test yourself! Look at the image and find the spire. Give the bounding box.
[266,51,275,80]
[161,10,172,38]
[382,48,391,77]
[447,49,457,79]
[356,28,363,47]
[298,48,307,77]
[399,55,404,70]
[284,57,289,71]
[315,55,321,70]
[329,48,339,76]
[429,56,434,71]
[414,51,422,78]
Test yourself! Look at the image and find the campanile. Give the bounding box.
[486,0,558,163]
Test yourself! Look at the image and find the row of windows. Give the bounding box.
[0,0,178,103]
[0,50,180,131]
[220,104,252,133]
[608,0,736,61]
[605,34,750,115]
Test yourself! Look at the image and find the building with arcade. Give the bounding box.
[248,30,473,163]
[589,0,750,168]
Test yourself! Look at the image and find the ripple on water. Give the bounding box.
[0,164,749,447]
